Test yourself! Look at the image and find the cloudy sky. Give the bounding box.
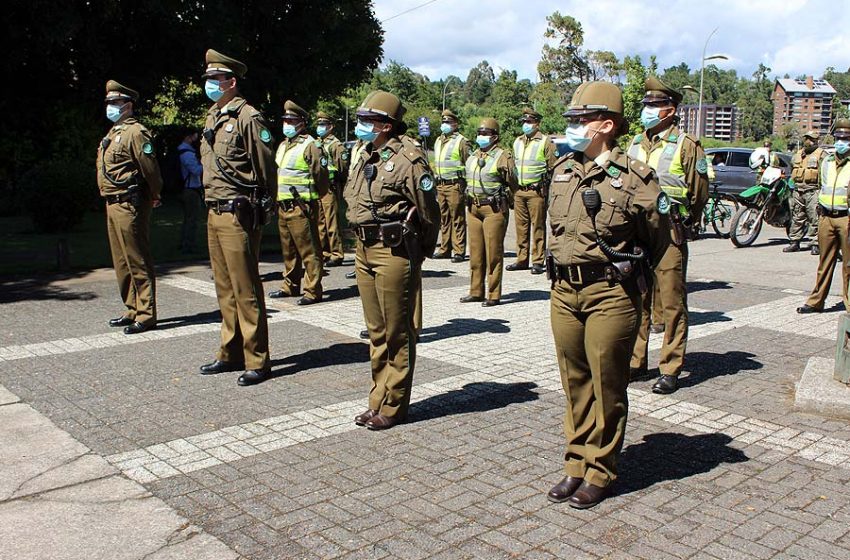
[373,0,850,82]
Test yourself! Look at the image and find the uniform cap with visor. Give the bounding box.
[282,100,308,120]
[642,76,683,105]
[105,80,139,103]
[441,109,458,123]
[832,118,850,136]
[202,49,247,79]
[564,81,627,136]
[803,130,820,140]
[316,111,335,125]
[356,90,406,122]
[477,117,500,135]
[520,107,542,122]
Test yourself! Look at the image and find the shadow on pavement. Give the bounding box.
[266,342,368,379]
[0,277,98,303]
[419,318,510,344]
[687,280,733,293]
[501,289,550,304]
[323,285,360,302]
[689,310,732,327]
[678,350,763,389]
[410,381,538,423]
[422,269,457,278]
[156,307,280,331]
[616,432,748,496]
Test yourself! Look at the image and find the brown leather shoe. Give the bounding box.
[567,481,610,509]
[547,476,583,503]
[354,409,378,426]
[365,414,400,430]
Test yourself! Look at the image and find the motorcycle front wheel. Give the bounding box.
[730,207,763,247]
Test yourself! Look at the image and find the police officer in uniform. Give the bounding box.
[508,108,557,275]
[197,49,276,386]
[797,118,850,314]
[345,90,439,430]
[433,109,472,262]
[461,118,518,306]
[785,130,825,254]
[315,111,348,266]
[268,100,328,305]
[546,81,670,509]
[628,77,708,395]
[97,80,163,335]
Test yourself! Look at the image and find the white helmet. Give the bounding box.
[749,147,770,169]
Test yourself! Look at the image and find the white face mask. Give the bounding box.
[564,123,592,152]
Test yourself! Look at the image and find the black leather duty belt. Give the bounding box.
[552,262,619,286]
[103,192,132,205]
[207,200,235,214]
[820,207,848,218]
[470,196,499,206]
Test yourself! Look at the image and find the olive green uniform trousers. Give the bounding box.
[788,188,820,243]
[106,200,156,326]
[436,181,467,256]
[467,203,508,300]
[805,214,850,310]
[318,187,345,261]
[207,210,269,370]
[513,188,547,266]
[356,241,420,420]
[631,242,689,376]
[278,201,323,300]
[551,277,641,487]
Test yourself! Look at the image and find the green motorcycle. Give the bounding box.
[729,166,792,247]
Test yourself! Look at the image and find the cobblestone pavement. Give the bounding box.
[3,227,850,559]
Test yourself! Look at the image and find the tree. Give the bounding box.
[736,64,774,141]
[464,61,496,105]
[622,56,648,138]
[537,12,589,87]
[586,51,621,82]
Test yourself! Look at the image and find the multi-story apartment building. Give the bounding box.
[772,76,836,136]
[677,104,741,142]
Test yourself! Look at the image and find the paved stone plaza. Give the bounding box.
[3,224,850,559]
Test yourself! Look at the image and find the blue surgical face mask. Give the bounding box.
[354,120,378,142]
[476,135,492,149]
[836,140,850,155]
[205,79,224,102]
[316,125,329,137]
[282,123,298,138]
[564,124,591,152]
[640,106,663,130]
[440,123,452,135]
[521,122,536,135]
[106,104,124,123]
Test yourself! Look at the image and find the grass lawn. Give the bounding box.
[0,199,286,277]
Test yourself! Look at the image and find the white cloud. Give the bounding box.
[373,0,850,82]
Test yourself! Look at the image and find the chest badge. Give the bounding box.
[225,123,234,133]
[384,161,395,172]
[611,177,623,189]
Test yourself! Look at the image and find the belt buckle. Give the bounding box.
[567,265,582,285]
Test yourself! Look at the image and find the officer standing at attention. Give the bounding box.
[197,49,276,386]
[509,107,557,275]
[345,90,439,430]
[433,109,472,262]
[546,81,670,509]
[268,100,328,305]
[97,80,163,335]
[785,130,825,254]
[797,118,850,314]
[315,111,348,267]
[460,118,518,306]
[628,77,708,395]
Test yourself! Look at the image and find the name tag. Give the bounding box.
[553,173,572,182]
[115,135,121,144]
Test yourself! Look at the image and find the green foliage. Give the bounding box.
[538,12,590,86]
[20,158,96,233]
[622,56,648,138]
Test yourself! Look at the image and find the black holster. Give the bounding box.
[232,196,256,231]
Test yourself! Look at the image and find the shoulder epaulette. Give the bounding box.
[629,159,653,180]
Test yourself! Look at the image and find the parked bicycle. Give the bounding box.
[697,182,740,239]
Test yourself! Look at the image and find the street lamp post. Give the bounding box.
[697,27,728,139]
[344,105,356,141]
[442,78,457,111]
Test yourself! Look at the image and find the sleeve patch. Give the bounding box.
[142,142,154,155]
[259,128,272,143]
[419,173,434,192]
[320,157,328,168]
[696,158,708,175]
[657,192,671,215]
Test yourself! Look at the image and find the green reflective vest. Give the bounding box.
[434,133,466,180]
[275,138,317,201]
[513,135,548,186]
[628,132,689,201]
[466,148,505,197]
[818,155,850,212]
